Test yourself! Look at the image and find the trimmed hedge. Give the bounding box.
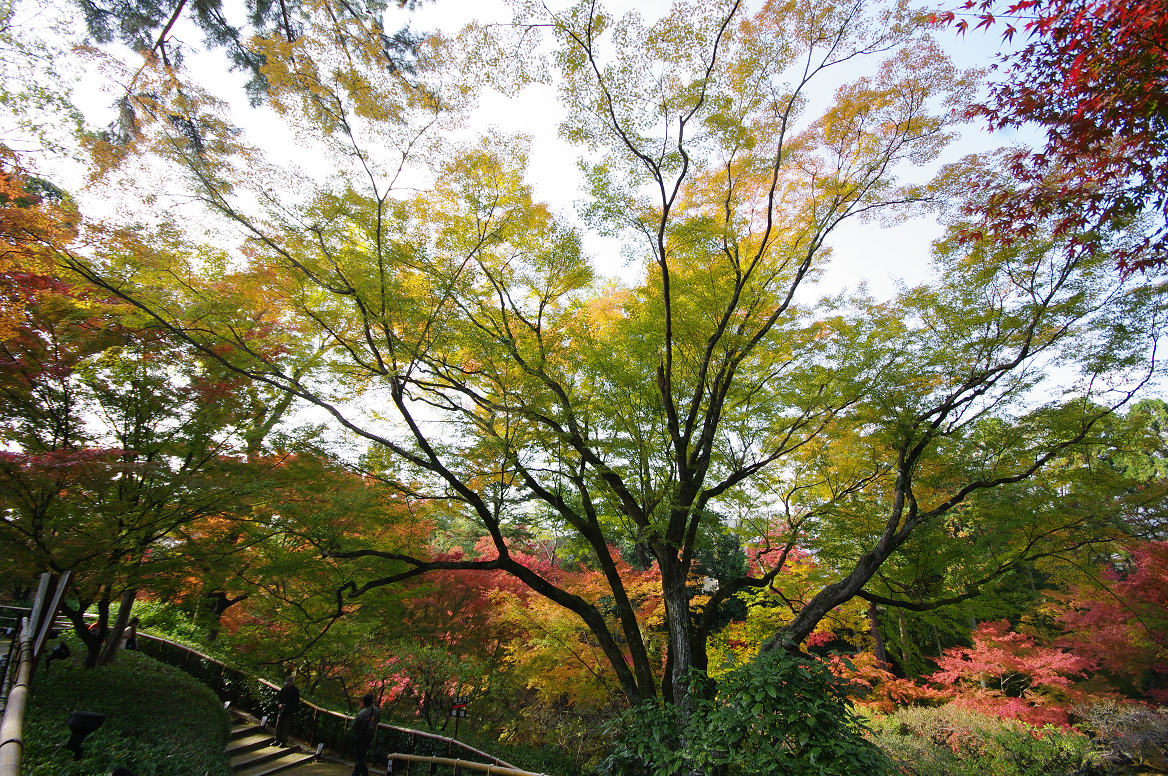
[21,640,232,776]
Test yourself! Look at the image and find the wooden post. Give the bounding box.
[32,571,70,658]
[0,620,33,776]
[22,577,50,655]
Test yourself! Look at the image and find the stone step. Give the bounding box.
[231,744,299,770]
[231,723,266,740]
[233,749,316,776]
[226,731,275,756]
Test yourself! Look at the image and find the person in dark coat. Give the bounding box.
[350,693,379,776]
[274,675,301,747]
[123,616,139,650]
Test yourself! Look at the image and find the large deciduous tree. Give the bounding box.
[62,0,1165,716]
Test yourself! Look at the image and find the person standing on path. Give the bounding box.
[123,616,139,650]
[274,675,301,747]
[350,693,380,776]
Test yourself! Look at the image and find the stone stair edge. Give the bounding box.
[231,745,300,770]
[235,751,316,776]
[227,733,275,755]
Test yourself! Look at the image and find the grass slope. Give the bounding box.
[21,641,232,776]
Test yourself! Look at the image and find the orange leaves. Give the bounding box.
[829,652,951,712]
[0,154,79,336]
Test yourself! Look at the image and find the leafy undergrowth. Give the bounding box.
[866,704,1149,776]
[22,638,231,776]
[120,600,238,664]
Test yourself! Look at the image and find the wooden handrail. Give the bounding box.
[135,633,522,770]
[0,619,33,776]
[386,753,546,776]
[0,575,70,776]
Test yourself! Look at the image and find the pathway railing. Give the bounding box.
[0,617,33,776]
[0,606,72,635]
[0,573,71,776]
[136,634,534,774]
[385,753,545,776]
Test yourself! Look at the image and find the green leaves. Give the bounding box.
[603,649,891,776]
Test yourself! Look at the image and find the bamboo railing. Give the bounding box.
[135,633,538,775]
[0,619,33,776]
[0,573,71,776]
[385,752,546,776]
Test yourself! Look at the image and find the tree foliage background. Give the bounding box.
[2,0,1168,772]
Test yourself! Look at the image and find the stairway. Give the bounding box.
[227,710,317,776]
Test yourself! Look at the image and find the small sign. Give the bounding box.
[450,708,468,718]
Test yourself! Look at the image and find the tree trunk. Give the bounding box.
[661,563,695,713]
[59,596,105,668]
[98,588,136,666]
[896,611,912,677]
[85,595,112,668]
[204,590,247,641]
[868,603,888,665]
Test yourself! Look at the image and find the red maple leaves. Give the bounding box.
[938,0,1168,272]
[1056,541,1168,702]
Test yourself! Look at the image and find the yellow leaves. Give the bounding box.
[810,37,970,179]
[254,25,403,134]
[576,285,631,336]
[252,0,415,124]
[493,589,621,709]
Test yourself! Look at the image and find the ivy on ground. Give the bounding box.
[22,639,232,776]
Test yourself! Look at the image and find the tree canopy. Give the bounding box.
[1,0,1167,769]
[937,0,1168,273]
[50,0,1166,714]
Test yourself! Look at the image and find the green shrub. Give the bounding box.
[866,704,1109,776]
[125,600,209,645]
[21,637,232,776]
[602,649,891,776]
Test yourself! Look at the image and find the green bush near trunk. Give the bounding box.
[602,649,891,776]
